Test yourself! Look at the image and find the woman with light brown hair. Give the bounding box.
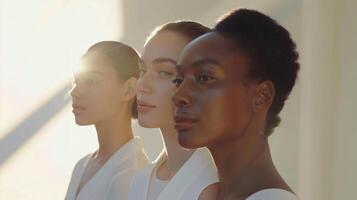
[127,21,219,200]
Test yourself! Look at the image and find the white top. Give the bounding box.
[147,166,169,200]
[65,137,149,200]
[247,189,298,200]
[127,147,219,200]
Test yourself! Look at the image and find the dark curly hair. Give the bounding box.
[83,41,140,119]
[214,9,300,136]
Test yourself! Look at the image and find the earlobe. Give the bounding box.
[252,80,275,112]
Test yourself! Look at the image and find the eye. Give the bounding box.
[197,74,217,84]
[159,71,173,77]
[84,77,97,86]
[172,78,183,87]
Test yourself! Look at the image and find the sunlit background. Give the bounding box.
[0,0,356,199]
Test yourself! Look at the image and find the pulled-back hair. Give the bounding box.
[146,20,210,44]
[83,41,140,119]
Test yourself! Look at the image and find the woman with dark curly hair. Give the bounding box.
[173,9,299,200]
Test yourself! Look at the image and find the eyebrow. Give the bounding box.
[152,57,177,65]
[191,59,221,68]
[75,70,104,77]
[87,70,105,75]
[177,58,222,72]
[139,57,177,66]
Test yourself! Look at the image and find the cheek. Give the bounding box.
[219,90,252,134]
[92,86,123,114]
[138,82,176,128]
[196,89,252,138]
[198,94,228,134]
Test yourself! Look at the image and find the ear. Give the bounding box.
[122,77,137,101]
[252,80,275,112]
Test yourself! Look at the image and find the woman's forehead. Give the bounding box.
[179,33,237,64]
[181,33,234,59]
[142,32,189,61]
[78,55,116,75]
[178,33,249,78]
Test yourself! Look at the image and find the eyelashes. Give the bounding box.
[84,78,97,86]
[139,67,175,78]
[72,76,98,87]
[159,71,174,77]
[172,73,217,88]
[196,74,217,84]
[172,78,183,87]
[172,76,217,88]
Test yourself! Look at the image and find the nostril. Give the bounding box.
[173,94,190,107]
[178,101,186,107]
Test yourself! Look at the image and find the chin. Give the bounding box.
[75,118,93,126]
[137,115,159,128]
[177,130,204,149]
[137,118,158,128]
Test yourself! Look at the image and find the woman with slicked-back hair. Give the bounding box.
[127,21,219,200]
[65,41,149,200]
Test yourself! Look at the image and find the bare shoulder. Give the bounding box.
[198,182,220,200]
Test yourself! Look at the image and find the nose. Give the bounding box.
[69,84,80,98]
[136,73,152,96]
[172,80,192,108]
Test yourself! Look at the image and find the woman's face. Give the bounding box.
[70,54,128,125]
[136,31,190,128]
[173,32,255,149]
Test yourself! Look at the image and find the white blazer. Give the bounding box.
[247,189,298,200]
[127,147,218,200]
[65,137,149,200]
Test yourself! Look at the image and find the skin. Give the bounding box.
[136,31,187,130]
[136,30,218,199]
[70,53,137,196]
[173,32,293,199]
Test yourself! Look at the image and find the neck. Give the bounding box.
[156,125,194,180]
[94,112,134,163]
[209,122,285,199]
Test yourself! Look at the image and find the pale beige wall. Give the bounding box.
[332,0,357,199]
[296,0,357,199]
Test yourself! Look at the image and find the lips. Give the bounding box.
[174,114,197,131]
[72,104,86,114]
[137,100,156,113]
